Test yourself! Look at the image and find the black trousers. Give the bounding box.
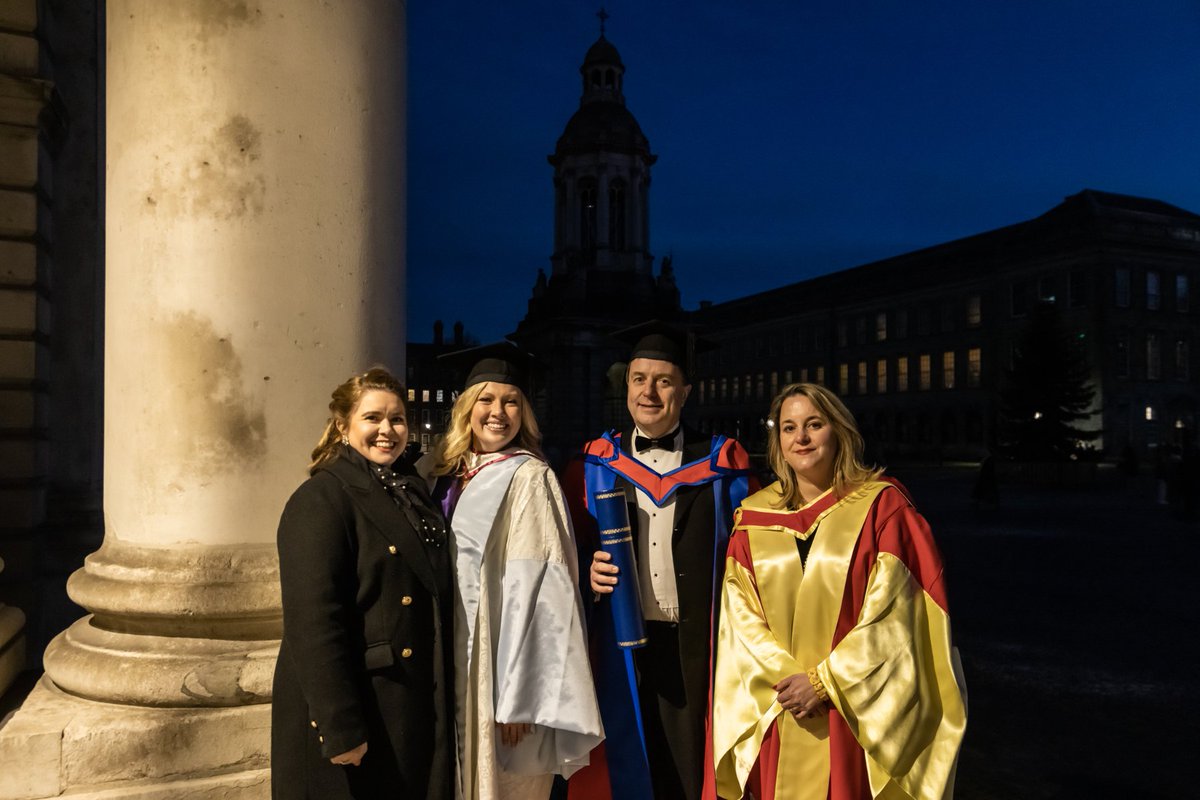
[636,620,703,800]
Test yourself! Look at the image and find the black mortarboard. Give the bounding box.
[438,340,537,394]
[611,320,714,379]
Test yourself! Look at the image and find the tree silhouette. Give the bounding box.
[999,301,1099,459]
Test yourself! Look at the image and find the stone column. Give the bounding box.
[0,1,406,798]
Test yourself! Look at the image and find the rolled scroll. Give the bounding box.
[594,488,647,648]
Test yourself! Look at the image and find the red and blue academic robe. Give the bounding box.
[564,429,756,800]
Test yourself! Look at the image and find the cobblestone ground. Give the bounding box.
[897,464,1198,800]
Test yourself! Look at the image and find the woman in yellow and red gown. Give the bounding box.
[712,383,966,800]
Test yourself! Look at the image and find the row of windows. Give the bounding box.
[698,348,983,405]
[837,297,983,348]
[838,349,983,395]
[706,297,984,369]
[1114,334,1189,381]
[697,367,826,405]
[1114,268,1190,312]
[406,388,454,404]
[1010,270,1089,316]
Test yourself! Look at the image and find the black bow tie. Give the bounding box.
[635,429,680,452]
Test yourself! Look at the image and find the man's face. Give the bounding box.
[626,357,690,438]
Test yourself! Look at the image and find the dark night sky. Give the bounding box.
[406,1,1200,344]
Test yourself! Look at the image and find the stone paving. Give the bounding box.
[897,464,1198,799]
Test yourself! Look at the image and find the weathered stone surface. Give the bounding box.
[0,678,270,800]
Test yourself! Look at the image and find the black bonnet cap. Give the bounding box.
[438,340,538,394]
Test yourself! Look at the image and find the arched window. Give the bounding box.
[579,178,597,249]
[608,179,626,249]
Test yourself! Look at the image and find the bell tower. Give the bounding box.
[512,12,682,456]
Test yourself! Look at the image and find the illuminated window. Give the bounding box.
[966,295,982,326]
[943,351,956,390]
[876,359,887,393]
[436,389,444,403]
[919,354,931,390]
[856,361,867,394]
[756,373,765,399]
[815,366,825,385]
[875,312,887,342]
[896,357,909,392]
[968,348,981,388]
[422,389,430,402]
[770,371,779,397]
[784,369,793,384]
[1145,405,1156,422]
[407,389,415,402]
[839,363,849,394]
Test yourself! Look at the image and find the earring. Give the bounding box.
[341,434,349,445]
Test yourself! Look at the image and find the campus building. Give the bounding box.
[689,190,1200,462]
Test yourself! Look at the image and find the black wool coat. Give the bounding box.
[271,448,455,800]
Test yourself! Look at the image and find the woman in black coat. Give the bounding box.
[272,368,455,800]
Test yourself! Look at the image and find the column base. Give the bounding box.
[0,677,271,800]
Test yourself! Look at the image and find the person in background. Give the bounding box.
[712,382,966,800]
[567,321,756,800]
[272,368,454,800]
[424,342,603,800]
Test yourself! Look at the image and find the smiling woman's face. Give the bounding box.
[778,394,837,492]
[342,389,407,466]
[469,382,523,453]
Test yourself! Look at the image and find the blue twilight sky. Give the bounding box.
[406,1,1200,344]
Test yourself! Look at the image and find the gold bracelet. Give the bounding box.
[807,667,829,703]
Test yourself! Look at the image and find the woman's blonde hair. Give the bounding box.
[309,367,406,475]
[766,382,882,508]
[431,381,543,476]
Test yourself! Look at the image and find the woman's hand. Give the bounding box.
[590,550,619,594]
[497,722,532,747]
[774,673,826,720]
[330,741,368,766]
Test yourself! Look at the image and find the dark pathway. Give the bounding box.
[898,465,1198,799]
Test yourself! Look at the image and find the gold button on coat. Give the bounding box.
[310,720,318,728]
[318,735,324,743]
[388,545,397,555]
[401,647,413,658]
[401,595,413,605]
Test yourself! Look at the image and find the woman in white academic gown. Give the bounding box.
[421,342,603,800]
